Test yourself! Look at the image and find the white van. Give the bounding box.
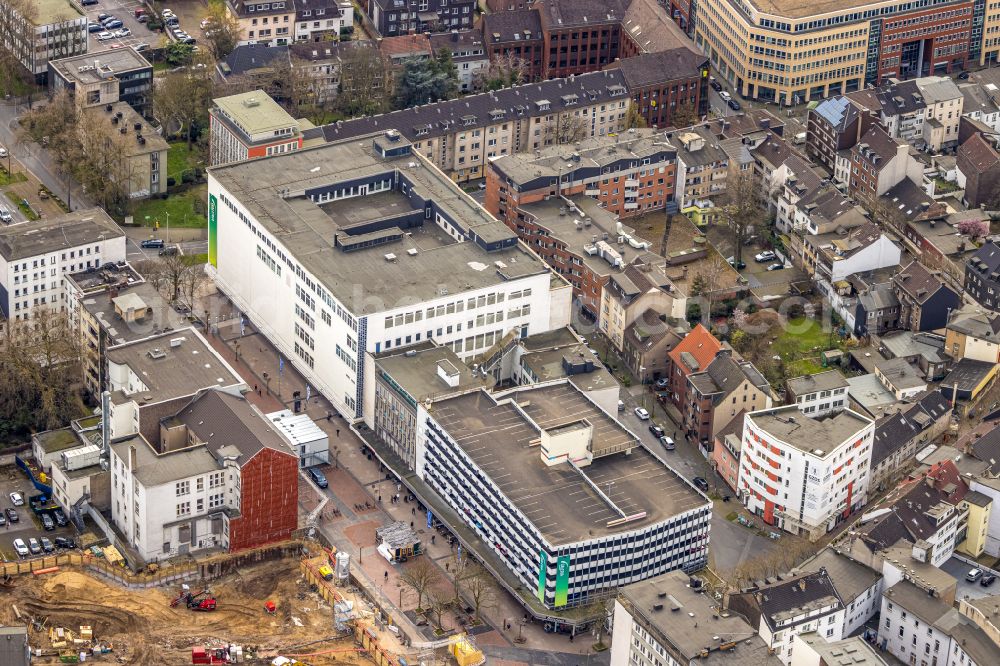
[793,132,807,145]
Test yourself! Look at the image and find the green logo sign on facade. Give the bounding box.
[555,555,571,607]
[208,193,218,267]
[537,551,548,603]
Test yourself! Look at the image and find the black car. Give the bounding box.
[159,246,179,256]
[728,99,742,111]
[54,537,77,550]
[309,468,329,489]
[41,513,55,531]
[140,238,164,249]
[958,71,970,80]
[5,508,18,523]
[693,477,710,492]
[981,573,997,587]
[88,23,103,32]
[649,424,665,437]
[40,537,55,553]
[53,508,67,527]
[710,79,723,92]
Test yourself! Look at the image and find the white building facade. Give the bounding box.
[739,406,875,540]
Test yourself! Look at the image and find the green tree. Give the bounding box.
[394,49,458,109]
[624,102,647,129]
[164,42,195,66]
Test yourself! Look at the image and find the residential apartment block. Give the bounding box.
[207,132,569,421]
[785,370,850,418]
[227,0,297,46]
[0,209,126,322]
[366,0,475,37]
[293,0,353,42]
[964,240,1000,311]
[739,405,875,540]
[684,351,772,446]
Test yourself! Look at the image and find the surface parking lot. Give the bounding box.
[0,468,77,561]
[84,0,162,54]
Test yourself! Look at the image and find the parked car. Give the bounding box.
[0,208,12,223]
[693,477,710,492]
[97,13,110,21]
[103,19,123,29]
[41,513,55,531]
[654,378,669,389]
[54,537,77,549]
[767,262,784,271]
[958,71,970,80]
[100,15,118,25]
[28,538,42,555]
[140,238,165,248]
[159,246,179,256]
[728,99,742,111]
[727,256,746,269]
[53,508,68,527]
[660,436,676,450]
[97,31,114,41]
[649,424,665,437]
[134,42,150,51]
[634,407,650,420]
[308,468,329,488]
[81,0,98,5]
[710,79,723,92]
[13,538,29,557]
[9,492,23,506]
[754,250,776,263]
[967,568,983,582]
[137,14,149,22]
[88,22,104,32]
[0,512,5,526]
[6,508,18,523]
[40,537,55,553]
[719,90,732,102]
[981,573,997,587]
[617,400,625,412]
[113,27,131,37]
[178,35,196,44]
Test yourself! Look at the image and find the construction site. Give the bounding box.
[0,550,480,666]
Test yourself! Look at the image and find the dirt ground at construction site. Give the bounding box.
[0,559,371,665]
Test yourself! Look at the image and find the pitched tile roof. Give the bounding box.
[174,389,296,464]
[482,9,543,44]
[871,410,922,467]
[609,48,707,89]
[668,324,721,374]
[536,0,627,28]
[854,125,903,172]
[893,261,944,304]
[958,133,1000,172]
[620,0,694,55]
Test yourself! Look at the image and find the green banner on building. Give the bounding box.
[554,555,571,607]
[208,193,218,267]
[536,551,548,603]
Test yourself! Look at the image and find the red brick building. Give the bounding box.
[535,0,624,79]
[172,390,300,554]
[609,49,710,128]
[482,10,545,82]
[878,3,973,80]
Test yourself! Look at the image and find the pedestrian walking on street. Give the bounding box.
[411,507,415,516]
[336,428,340,437]
[384,571,389,581]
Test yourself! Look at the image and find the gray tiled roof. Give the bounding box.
[320,69,630,144]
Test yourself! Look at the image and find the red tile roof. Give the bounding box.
[668,324,721,375]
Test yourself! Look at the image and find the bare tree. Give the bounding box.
[624,102,648,130]
[335,43,389,117]
[0,309,87,439]
[475,52,531,91]
[0,0,37,100]
[545,112,588,145]
[427,585,451,631]
[400,557,440,611]
[456,563,497,624]
[137,254,204,305]
[721,169,766,266]
[670,101,700,128]
[202,3,242,61]
[154,63,214,150]
[691,253,731,323]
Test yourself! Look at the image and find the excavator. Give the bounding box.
[170,586,217,612]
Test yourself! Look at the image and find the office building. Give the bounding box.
[738,405,875,540]
[49,48,154,117]
[83,102,170,199]
[418,381,712,609]
[0,209,126,322]
[209,91,305,166]
[207,131,570,421]
[0,0,87,80]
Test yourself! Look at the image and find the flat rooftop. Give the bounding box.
[50,48,150,85]
[520,344,616,393]
[106,328,245,405]
[35,0,84,25]
[741,0,887,21]
[209,136,551,314]
[84,102,169,155]
[429,383,708,546]
[621,570,764,664]
[795,635,887,666]
[786,369,849,395]
[78,280,189,347]
[0,208,123,261]
[748,405,873,455]
[375,342,492,403]
[213,91,298,137]
[520,196,661,278]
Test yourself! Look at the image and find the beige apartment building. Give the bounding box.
[227,0,297,46]
[695,0,1000,106]
[323,69,633,182]
[600,262,686,353]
